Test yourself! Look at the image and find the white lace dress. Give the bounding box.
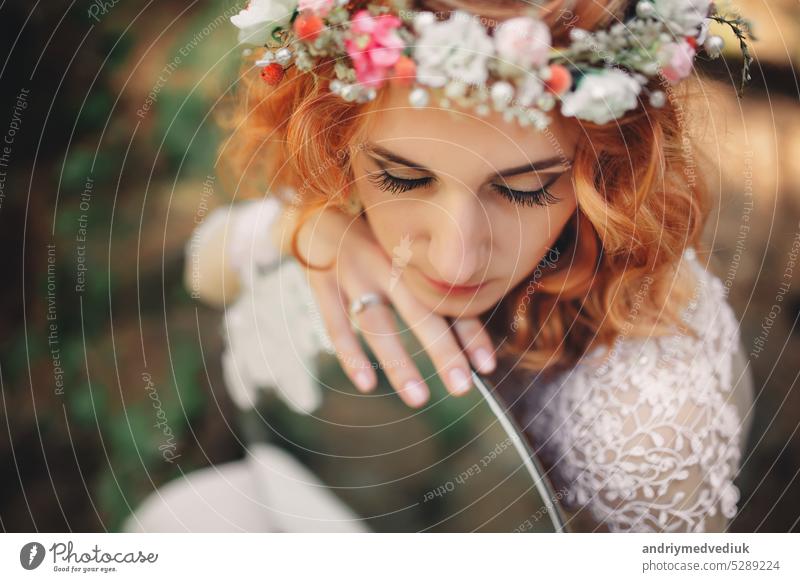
[518,250,754,532]
[196,197,754,533]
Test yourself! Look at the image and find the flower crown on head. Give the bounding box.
[230,0,755,128]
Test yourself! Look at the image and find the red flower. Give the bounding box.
[294,11,324,41]
[391,55,416,85]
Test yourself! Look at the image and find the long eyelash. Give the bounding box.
[368,171,433,194]
[369,169,562,207]
[491,183,561,207]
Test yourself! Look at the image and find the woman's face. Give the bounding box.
[351,85,581,318]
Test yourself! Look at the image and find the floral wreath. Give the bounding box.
[230,0,755,128]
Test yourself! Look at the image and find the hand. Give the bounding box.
[295,206,498,408]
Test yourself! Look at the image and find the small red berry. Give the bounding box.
[391,55,416,85]
[260,63,285,85]
[293,11,324,41]
[545,64,572,95]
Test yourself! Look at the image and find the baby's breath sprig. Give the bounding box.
[709,12,757,96]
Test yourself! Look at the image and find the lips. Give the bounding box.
[420,270,488,294]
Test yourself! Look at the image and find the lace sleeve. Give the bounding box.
[527,253,749,532]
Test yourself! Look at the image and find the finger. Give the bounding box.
[452,318,497,374]
[387,283,474,397]
[349,296,430,408]
[308,271,377,393]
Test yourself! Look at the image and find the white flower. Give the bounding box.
[515,74,544,107]
[413,10,494,88]
[653,0,712,36]
[494,16,551,70]
[560,69,642,124]
[230,0,299,45]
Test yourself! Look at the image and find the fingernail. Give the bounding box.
[402,379,428,407]
[473,348,496,373]
[448,368,472,395]
[354,370,374,392]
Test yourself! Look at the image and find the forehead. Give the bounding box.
[358,85,578,174]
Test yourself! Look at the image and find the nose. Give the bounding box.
[426,189,488,286]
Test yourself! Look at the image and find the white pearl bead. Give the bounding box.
[409,87,429,107]
[341,84,358,101]
[649,90,666,108]
[704,35,724,58]
[275,48,292,66]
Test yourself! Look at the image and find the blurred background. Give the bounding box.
[0,0,798,532]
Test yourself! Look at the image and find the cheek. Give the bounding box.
[496,196,577,285]
[357,188,413,253]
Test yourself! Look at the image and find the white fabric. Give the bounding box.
[520,249,753,532]
[123,444,369,532]
[215,197,332,415]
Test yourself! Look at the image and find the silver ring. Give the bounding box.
[348,292,385,319]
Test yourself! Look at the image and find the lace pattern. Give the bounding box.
[521,250,751,532]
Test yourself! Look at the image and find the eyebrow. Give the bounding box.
[365,143,570,179]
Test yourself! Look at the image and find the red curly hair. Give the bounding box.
[215,0,714,375]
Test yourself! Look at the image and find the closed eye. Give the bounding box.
[368,167,564,208]
[491,177,561,207]
[367,170,433,194]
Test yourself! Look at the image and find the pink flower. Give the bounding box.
[658,40,696,83]
[494,16,551,69]
[345,10,404,87]
[299,0,334,16]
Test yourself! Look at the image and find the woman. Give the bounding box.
[126,0,755,532]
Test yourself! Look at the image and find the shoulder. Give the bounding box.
[571,248,741,406]
[221,196,285,284]
[526,249,747,531]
